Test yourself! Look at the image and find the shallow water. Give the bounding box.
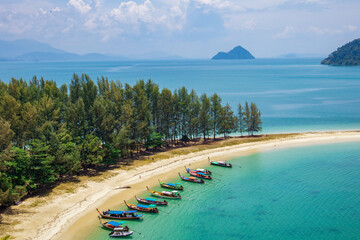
[1,58,360,133]
[87,141,360,239]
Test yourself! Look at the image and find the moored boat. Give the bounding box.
[159,180,184,190]
[135,196,168,205]
[209,160,232,168]
[185,167,213,180]
[124,200,159,213]
[109,227,133,238]
[100,219,127,230]
[146,186,182,199]
[96,208,143,220]
[186,167,212,175]
[178,173,204,183]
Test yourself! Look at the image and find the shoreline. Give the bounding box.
[2,131,360,240]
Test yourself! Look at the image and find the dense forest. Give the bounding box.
[0,74,262,207]
[321,38,360,66]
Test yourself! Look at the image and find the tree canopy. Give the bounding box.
[0,75,262,207]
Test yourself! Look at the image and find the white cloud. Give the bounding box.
[67,0,91,14]
[110,0,158,24]
[307,26,343,35]
[274,26,296,38]
[344,25,358,32]
[38,8,47,15]
[242,19,256,30]
[224,15,256,30]
[51,7,61,13]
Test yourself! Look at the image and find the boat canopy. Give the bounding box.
[108,211,124,214]
[197,168,205,171]
[148,204,156,208]
[197,172,204,175]
[137,204,150,208]
[167,183,175,186]
[145,198,157,201]
[218,161,226,164]
[161,191,171,194]
[172,191,178,193]
[123,210,137,213]
[108,221,123,226]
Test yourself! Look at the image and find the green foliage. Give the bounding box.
[199,94,212,140]
[145,132,166,149]
[0,76,262,207]
[249,102,262,135]
[321,38,360,66]
[210,93,222,139]
[218,104,238,137]
[237,103,245,136]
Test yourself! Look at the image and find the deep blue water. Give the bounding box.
[87,141,360,240]
[1,58,359,133]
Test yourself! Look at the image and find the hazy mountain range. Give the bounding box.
[0,39,183,61]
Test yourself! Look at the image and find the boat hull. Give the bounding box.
[187,170,212,180]
[97,209,143,220]
[146,186,182,199]
[160,182,184,190]
[178,173,204,183]
[124,201,159,213]
[210,161,232,168]
[109,231,133,237]
[150,192,182,199]
[135,196,168,205]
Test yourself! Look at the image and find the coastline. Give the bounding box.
[1,131,360,240]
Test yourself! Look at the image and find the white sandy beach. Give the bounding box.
[1,131,360,240]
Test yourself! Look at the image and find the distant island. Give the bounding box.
[212,45,255,60]
[321,38,360,66]
[0,39,183,61]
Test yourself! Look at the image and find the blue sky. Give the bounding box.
[0,0,359,58]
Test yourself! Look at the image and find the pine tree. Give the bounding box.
[218,104,238,137]
[210,93,222,139]
[188,90,201,139]
[237,103,245,136]
[249,102,262,135]
[199,94,212,140]
[243,101,251,135]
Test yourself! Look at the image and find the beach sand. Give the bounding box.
[1,131,360,240]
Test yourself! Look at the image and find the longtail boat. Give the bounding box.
[135,196,168,205]
[96,208,143,220]
[185,167,213,180]
[185,167,212,175]
[159,180,184,190]
[124,201,159,213]
[178,173,204,183]
[146,186,182,199]
[210,160,232,168]
[99,218,127,230]
[109,227,133,237]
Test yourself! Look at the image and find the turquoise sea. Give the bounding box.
[1,58,360,133]
[87,141,360,240]
[1,59,359,239]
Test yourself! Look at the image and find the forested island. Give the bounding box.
[0,75,262,207]
[212,45,255,60]
[321,38,360,66]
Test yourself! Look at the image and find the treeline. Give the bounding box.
[0,74,262,206]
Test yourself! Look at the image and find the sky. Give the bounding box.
[0,0,359,58]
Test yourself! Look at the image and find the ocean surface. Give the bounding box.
[0,58,359,133]
[87,141,360,240]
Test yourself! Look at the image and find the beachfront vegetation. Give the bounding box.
[0,75,262,206]
[321,38,360,66]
